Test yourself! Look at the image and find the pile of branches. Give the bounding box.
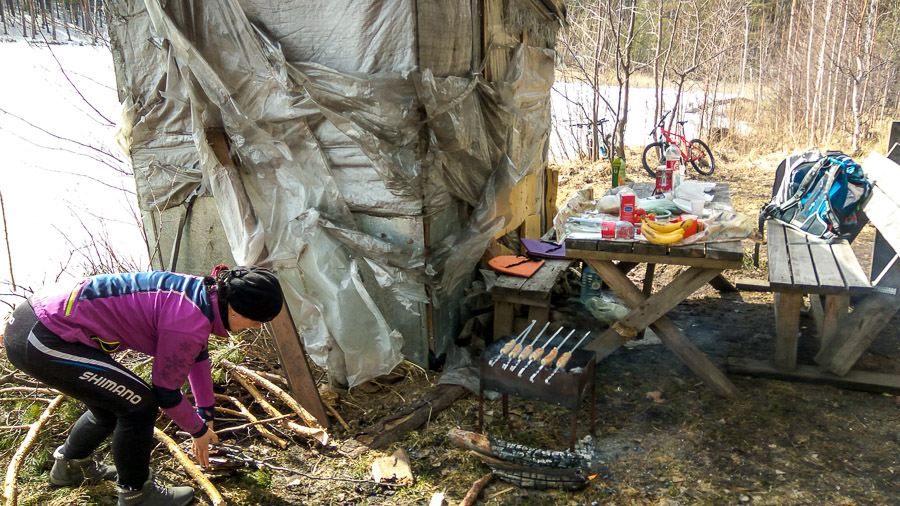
[0,330,353,506]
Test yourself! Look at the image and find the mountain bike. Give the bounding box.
[641,111,715,177]
[571,118,613,160]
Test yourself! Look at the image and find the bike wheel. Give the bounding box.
[688,139,715,176]
[641,142,665,177]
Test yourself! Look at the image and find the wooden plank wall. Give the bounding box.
[482,0,557,252]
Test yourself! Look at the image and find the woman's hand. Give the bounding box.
[192,422,219,467]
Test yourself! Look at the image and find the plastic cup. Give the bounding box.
[691,200,705,216]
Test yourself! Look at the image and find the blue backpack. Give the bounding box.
[760,150,871,241]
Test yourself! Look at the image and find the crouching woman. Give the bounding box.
[2,265,283,506]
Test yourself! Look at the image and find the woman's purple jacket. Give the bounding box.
[31,271,228,435]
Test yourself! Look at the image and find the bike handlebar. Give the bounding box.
[648,110,671,137]
[570,118,610,128]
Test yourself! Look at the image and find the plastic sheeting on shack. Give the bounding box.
[106,0,561,388]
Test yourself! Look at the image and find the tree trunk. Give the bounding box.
[0,0,6,36]
[810,0,833,146]
[804,0,817,140]
[590,4,603,162]
[63,0,71,41]
[740,4,750,97]
[28,0,35,39]
[785,0,798,140]
[20,0,26,38]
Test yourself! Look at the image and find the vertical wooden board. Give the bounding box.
[266,305,329,429]
[483,0,511,82]
[522,213,542,240]
[416,0,473,77]
[766,222,793,286]
[545,167,559,233]
[784,228,818,288]
[521,173,537,215]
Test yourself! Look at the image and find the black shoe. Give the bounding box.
[117,477,194,506]
[49,445,117,486]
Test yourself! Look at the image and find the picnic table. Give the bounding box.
[565,182,744,398]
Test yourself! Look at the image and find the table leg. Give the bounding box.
[636,264,656,340]
[502,394,508,418]
[590,381,596,433]
[820,295,849,349]
[585,259,739,398]
[493,300,514,341]
[774,292,803,370]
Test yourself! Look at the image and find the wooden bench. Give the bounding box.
[492,258,573,340]
[729,152,900,392]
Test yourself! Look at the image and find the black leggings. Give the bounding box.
[3,302,157,489]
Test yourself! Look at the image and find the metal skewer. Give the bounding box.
[544,331,592,384]
[528,328,577,383]
[488,320,536,367]
[503,322,549,370]
[515,326,564,377]
[508,322,552,373]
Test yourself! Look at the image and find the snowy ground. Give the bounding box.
[0,40,147,319]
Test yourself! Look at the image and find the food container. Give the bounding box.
[619,194,635,222]
[654,166,673,194]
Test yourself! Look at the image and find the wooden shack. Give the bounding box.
[106,0,566,387]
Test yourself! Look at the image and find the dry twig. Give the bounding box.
[214,394,288,448]
[227,372,328,444]
[221,360,322,429]
[460,472,494,506]
[4,394,64,506]
[152,428,224,506]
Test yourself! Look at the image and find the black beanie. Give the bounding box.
[224,266,284,322]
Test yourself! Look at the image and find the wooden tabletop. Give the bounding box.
[565,182,744,269]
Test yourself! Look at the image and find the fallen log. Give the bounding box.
[448,429,598,491]
[153,428,224,506]
[340,384,467,457]
[4,394,64,506]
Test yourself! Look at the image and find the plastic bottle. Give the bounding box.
[611,156,626,187]
[664,144,680,172]
[580,265,604,304]
[615,220,635,239]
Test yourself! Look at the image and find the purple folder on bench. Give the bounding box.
[521,238,567,259]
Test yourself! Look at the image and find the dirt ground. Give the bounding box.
[2,147,899,505]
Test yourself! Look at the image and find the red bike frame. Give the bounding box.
[656,123,706,164]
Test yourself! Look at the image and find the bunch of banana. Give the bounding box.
[641,217,700,245]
